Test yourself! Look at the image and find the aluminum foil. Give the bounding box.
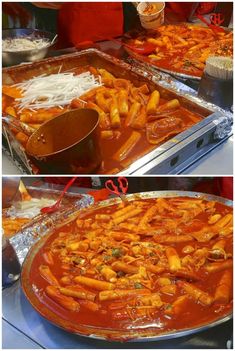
[213,116,233,140]
[157,73,233,139]
[9,194,93,264]
[129,57,233,118]
[128,57,233,139]
[2,48,233,175]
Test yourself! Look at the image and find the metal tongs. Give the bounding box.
[105,177,128,202]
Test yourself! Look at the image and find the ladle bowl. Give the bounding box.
[26,108,101,174]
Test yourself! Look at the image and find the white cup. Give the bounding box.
[137,2,165,30]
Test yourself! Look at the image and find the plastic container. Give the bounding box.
[137,2,165,30]
[198,72,233,109]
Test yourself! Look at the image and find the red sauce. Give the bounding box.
[125,24,233,77]
[26,197,233,340]
[3,65,204,174]
[98,103,201,173]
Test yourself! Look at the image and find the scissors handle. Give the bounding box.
[105,180,120,196]
[210,13,225,26]
[118,177,128,194]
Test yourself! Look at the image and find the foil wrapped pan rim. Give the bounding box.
[9,193,93,264]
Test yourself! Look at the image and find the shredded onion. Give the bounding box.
[3,36,50,52]
[14,72,102,110]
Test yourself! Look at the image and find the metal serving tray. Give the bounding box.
[7,186,93,263]
[20,190,232,342]
[124,46,202,81]
[2,48,232,175]
[123,24,232,81]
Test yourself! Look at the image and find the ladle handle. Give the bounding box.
[56,177,78,204]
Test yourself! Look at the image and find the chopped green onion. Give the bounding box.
[134,282,143,289]
[103,255,112,262]
[112,248,123,258]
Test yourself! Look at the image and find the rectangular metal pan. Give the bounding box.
[2,48,232,174]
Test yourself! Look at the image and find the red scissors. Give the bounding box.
[196,14,225,34]
[105,177,128,202]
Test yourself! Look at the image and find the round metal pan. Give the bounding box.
[21,191,233,342]
[124,46,201,81]
[123,24,232,81]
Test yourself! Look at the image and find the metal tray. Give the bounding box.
[2,48,232,175]
[8,186,93,263]
[124,46,202,81]
[5,185,87,212]
[123,24,232,81]
[21,190,233,342]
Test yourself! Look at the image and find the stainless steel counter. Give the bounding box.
[2,153,22,175]
[183,135,233,175]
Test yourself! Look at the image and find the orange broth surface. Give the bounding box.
[125,24,233,77]
[3,66,203,174]
[27,197,233,340]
